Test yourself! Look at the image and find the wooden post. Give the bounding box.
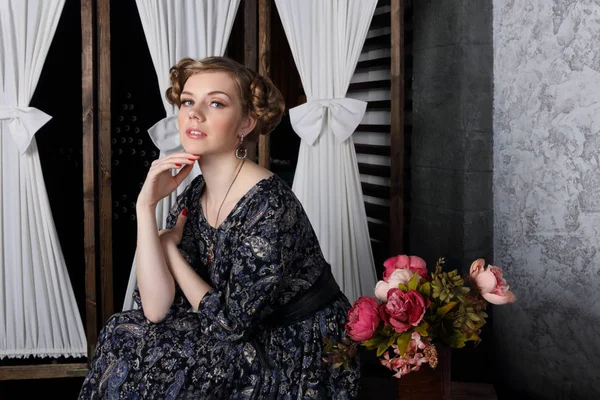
[81,0,97,361]
[390,0,405,254]
[258,0,271,169]
[97,0,113,324]
[244,0,258,162]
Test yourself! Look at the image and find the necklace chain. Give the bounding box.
[204,158,245,263]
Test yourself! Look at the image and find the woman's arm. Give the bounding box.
[135,204,176,323]
[134,152,198,322]
[161,237,212,311]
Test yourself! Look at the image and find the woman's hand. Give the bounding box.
[137,153,199,210]
[158,208,188,248]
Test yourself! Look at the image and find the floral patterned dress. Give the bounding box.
[79,174,360,399]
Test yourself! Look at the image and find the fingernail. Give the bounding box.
[182,208,187,217]
[193,154,200,157]
[188,158,195,162]
[175,163,182,167]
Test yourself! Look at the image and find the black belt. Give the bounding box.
[264,266,342,327]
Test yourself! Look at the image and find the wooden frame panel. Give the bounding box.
[244,0,258,162]
[258,0,271,169]
[390,0,405,254]
[97,0,113,326]
[81,0,97,363]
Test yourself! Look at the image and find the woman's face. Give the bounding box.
[177,71,253,156]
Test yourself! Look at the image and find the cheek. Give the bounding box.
[177,112,186,132]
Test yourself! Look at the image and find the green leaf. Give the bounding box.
[397,283,408,292]
[439,291,447,302]
[376,340,390,357]
[467,332,481,342]
[361,337,382,350]
[467,313,481,322]
[407,272,419,291]
[396,332,411,356]
[419,282,431,297]
[387,333,399,348]
[413,322,429,337]
[436,302,457,318]
[444,331,468,348]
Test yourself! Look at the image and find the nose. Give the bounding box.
[187,105,205,121]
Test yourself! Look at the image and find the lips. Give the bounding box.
[185,128,207,139]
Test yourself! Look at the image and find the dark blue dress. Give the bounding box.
[79,175,360,399]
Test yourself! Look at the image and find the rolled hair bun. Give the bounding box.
[248,74,285,139]
[165,57,285,141]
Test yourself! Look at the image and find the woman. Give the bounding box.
[79,57,359,399]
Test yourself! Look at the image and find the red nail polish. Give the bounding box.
[182,208,187,216]
[193,154,200,156]
[175,163,182,167]
[188,158,195,162]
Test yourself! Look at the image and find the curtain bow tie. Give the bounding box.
[147,115,184,154]
[289,98,367,146]
[0,106,52,155]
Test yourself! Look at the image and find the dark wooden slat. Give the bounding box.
[98,0,113,325]
[348,79,390,92]
[368,221,390,242]
[369,239,390,271]
[366,100,391,110]
[358,162,390,178]
[365,202,390,221]
[244,0,258,162]
[0,364,89,380]
[356,124,390,133]
[369,12,391,30]
[356,56,391,71]
[363,34,390,51]
[361,182,389,199]
[258,0,270,169]
[390,0,405,253]
[355,124,413,134]
[81,0,97,361]
[354,143,389,156]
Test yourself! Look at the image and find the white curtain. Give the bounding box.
[274,0,378,303]
[123,0,241,310]
[0,0,86,359]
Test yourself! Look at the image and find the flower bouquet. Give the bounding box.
[324,255,516,378]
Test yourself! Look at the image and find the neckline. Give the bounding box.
[198,173,277,230]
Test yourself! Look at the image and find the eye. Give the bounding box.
[210,101,225,108]
[181,99,194,107]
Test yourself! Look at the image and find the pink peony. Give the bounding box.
[379,289,430,333]
[470,259,516,305]
[383,255,429,281]
[374,269,414,302]
[346,296,381,341]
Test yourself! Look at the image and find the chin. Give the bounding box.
[180,138,203,154]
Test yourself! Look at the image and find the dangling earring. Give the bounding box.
[235,135,247,159]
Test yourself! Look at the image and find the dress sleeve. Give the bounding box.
[132,179,200,316]
[196,190,306,341]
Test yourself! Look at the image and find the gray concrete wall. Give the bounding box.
[410,0,496,385]
[493,1,600,399]
[411,0,494,272]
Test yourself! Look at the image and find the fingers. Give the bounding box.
[172,208,188,232]
[150,154,198,170]
[173,163,194,186]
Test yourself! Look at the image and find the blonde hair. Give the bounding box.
[166,56,285,141]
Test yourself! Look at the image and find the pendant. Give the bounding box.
[207,242,214,264]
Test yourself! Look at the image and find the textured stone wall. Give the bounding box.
[493,1,600,399]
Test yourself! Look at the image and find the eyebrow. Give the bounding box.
[181,90,232,99]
